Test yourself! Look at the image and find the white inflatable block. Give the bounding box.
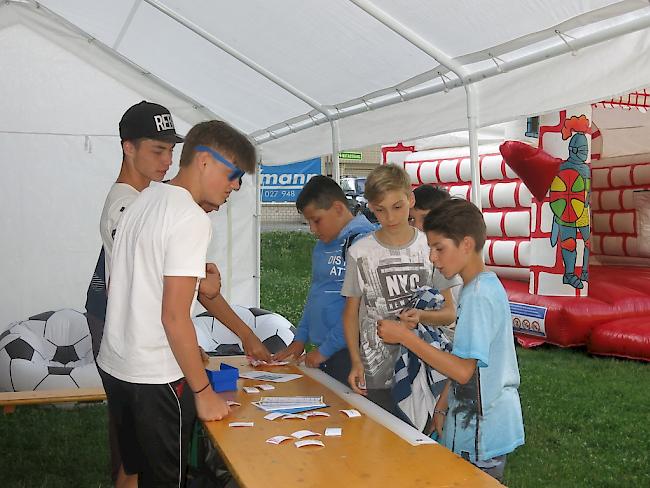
[480,155,505,181]
[611,166,633,187]
[591,191,601,211]
[483,240,491,262]
[404,162,420,185]
[600,190,621,210]
[448,185,469,200]
[518,185,533,208]
[592,168,609,188]
[492,241,517,266]
[418,162,440,185]
[627,237,639,255]
[635,191,650,257]
[458,158,472,182]
[613,212,635,234]
[487,266,528,281]
[504,212,530,238]
[492,182,517,208]
[633,164,650,185]
[518,241,531,267]
[480,184,493,209]
[530,202,539,232]
[484,212,503,237]
[592,212,611,233]
[602,236,625,256]
[591,235,602,254]
[439,159,461,183]
[622,190,635,210]
[504,162,518,179]
[540,203,554,233]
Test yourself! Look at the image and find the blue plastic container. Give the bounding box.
[205,363,239,392]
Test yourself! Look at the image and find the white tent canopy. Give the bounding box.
[11,0,650,162]
[2,0,650,324]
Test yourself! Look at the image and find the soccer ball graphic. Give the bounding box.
[193,305,296,355]
[0,309,101,392]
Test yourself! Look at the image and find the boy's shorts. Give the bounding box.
[98,368,197,487]
[319,348,352,385]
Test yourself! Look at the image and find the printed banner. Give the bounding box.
[260,158,321,203]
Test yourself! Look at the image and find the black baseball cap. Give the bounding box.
[119,101,184,143]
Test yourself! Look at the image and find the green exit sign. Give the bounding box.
[338,151,362,160]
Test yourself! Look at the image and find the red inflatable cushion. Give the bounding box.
[588,318,650,362]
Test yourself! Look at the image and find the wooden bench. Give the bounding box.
[0,387,106,414]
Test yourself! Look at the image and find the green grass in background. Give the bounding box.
[0,231,648,487]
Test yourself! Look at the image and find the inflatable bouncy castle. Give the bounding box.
[385,92,650,361]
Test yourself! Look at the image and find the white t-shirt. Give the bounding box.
[97,182,211,383]
[100,183,139,281]
[341,228,462,389]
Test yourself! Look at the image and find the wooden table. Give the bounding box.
[203,357,502,487]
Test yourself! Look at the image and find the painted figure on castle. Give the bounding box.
[549,115,591,289]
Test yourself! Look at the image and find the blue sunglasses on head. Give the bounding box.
[195,145,245,182]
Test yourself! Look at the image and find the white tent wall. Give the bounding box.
[0,8,257,326]
[4,0,650,323]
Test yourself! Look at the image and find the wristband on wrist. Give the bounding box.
[433,408,448,416]
[193,382,211,394]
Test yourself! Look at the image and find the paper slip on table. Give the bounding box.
[204,356,502,488]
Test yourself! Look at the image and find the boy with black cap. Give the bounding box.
[97,119,258,487]
[86,102,270,487]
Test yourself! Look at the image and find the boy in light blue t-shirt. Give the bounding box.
[377,198,524,482]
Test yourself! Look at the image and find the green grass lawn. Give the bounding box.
[1,231,648,487]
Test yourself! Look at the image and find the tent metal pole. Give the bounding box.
[465,85,482,209]
[253,8,650,144]
[143,0,331,122]
[331,121,341,181]
[254,150,262,307]
[348,0,481,206]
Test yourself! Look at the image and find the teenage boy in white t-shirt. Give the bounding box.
[85,102,270,487]
[97,120,256,487]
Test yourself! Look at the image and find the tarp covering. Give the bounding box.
[3,0,650,323]
[19,0,650,163]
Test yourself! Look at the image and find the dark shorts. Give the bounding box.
[319,348,352,386]
[98,368,197,488]
[86,313,105,360]
[367,388,397,415]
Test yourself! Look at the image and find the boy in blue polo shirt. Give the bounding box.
[273,176,374,384]
[377,198,524,482]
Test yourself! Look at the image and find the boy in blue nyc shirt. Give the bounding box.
[274,176,374,384]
